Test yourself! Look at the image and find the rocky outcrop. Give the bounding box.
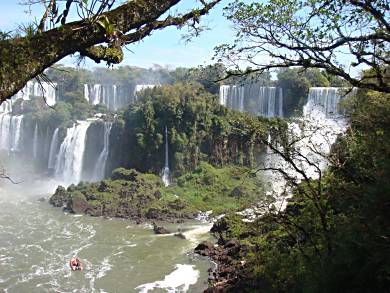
[195,228,249,292]
[49,168,196,221]
[49,186,68,208]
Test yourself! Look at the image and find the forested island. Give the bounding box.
[0,0,388,292]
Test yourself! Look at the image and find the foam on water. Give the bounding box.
[96,257,112,279]
[135,264,200,293]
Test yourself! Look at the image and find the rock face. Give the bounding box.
[195,232,249,292]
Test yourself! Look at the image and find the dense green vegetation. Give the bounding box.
[111,82,272,175]
[50,162,270,219]
[208,88,390,292]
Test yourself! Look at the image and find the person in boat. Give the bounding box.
[69,257,83,271]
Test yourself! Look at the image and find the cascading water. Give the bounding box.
[84,84,90,102]
[161,126,170,187]
[15,81,56,106]
[92,122,113,181]
[48,128,59,169]
[32,123,39,159]
[55,121,91,185]
[84,84,130,111]
[261,87,350,212]
[0,81,57,114]
[0,101,12,113]
[0,114,23,152]
[219,83,283,117]
[304,87,347,117]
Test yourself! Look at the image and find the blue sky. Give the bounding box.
[0,0,235,69]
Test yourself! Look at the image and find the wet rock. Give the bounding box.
[194,241,215,256]
[37,197,46,202]
[152,222,171,234]
[49,186,67,207]
[135,218,144,225]
[174,232,186,240]
[68,193,91,213]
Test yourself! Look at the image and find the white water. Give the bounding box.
[32,123,39,159]
[263,87,349,211]
[84,84,125,111]
[0,100,12,113]
[136,264,200,293]
[305,87,351,117]
[161,126,170,187]
[92,122,113,181]
[48,128,59,169]
[219,83,283,117]
[55,121,91,185]
[0,113,23,152]
[12,81,57,107]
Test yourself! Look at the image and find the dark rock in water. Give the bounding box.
[174,232,186,239]
[68,192,92,213]
[195,237,249,293]
[37,197,46,202]
[152,222,171,234]
[135,218,144,225]
[63,207,72,213]
[194,241,215,256]
[49,186,68,207]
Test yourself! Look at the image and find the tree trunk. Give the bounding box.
[0,0,180,102]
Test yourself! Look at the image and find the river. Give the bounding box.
[0,179,212,293]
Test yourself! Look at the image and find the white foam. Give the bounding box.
[96,257,112,279]
[182,224,213,245]
[135,264,199,293]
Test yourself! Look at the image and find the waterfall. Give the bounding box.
[11,116,23,152]
[0,114,23,152]
[219,83,283,117]
[55,121,91,185]
[84,84,124,111]
[92,84,102,105]
[0,101,12,113]
[32,123,39,159]
[161,126,170,187]
[304,87,350,118]
[92,122,113,181]
[48,128,59,169]
[262,87,350,212]
[13,81,56,106]
[0,81,57,113]
[84,84,89,102]
[0,114,11,150]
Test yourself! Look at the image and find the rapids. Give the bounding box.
[0,181,212,293]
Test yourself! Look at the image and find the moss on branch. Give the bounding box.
[80,45,124,64]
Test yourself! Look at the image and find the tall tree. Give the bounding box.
[216,0,390,93]
[0,0,220,102]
